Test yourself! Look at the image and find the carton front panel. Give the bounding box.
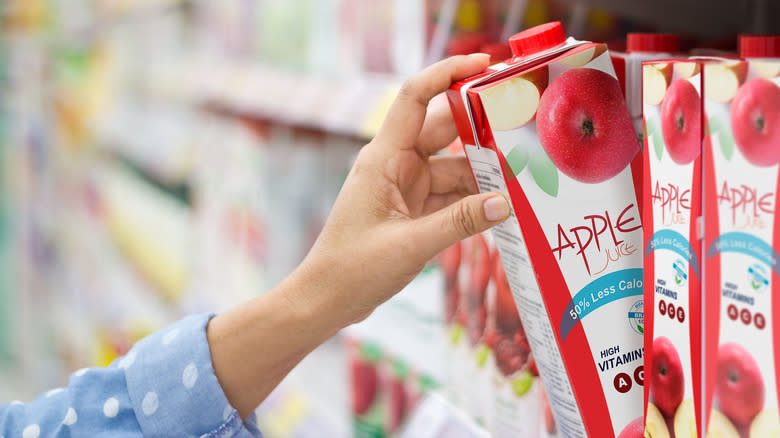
[643,62,704,437]
[704,59,780,436]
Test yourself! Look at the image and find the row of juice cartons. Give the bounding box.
[443,21,780,438]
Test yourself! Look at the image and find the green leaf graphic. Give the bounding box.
[529,149,559,197]
[707,117,720,136]
[476,344,491,368]
[648,118,663,162]
[505,145,528,176]
[718,125,735,161]
[637,325,644,333]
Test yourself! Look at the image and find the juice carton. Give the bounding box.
[440,238,468,407]
[611,33,681,133]
[642,58,705,438]
[486,252,541,437]
[703,35,780,437]
[447,21,645,437]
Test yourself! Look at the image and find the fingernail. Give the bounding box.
[468,53,490,60]
[483,195,510,222]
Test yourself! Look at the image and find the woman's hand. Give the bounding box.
[293,53,510,325]
[208,54,510,419]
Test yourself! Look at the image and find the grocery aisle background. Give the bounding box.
[0,1,777,437]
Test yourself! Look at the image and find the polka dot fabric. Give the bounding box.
[1,314,263,438]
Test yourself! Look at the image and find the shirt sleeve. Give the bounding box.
[0,313,263,438]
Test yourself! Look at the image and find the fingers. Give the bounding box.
[429,155,477,195]
[415,95,458,156]
[412,193,510,259]
[376,54,490,153]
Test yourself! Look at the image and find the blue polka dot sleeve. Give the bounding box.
[0,314,263,438]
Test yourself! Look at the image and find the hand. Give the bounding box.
[293,53,511,325]
[207,55,511,419]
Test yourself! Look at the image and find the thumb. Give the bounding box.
[415,192,511,257]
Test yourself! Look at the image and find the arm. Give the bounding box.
[207,53,511,419]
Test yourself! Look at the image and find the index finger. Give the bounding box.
[375,54,489,153]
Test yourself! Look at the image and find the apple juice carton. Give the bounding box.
[702,35,780,437]
[447,21,645,437]
[486,252,541,437]
[611,33,681,133]
[642,58,705,438]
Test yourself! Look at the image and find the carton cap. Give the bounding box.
[739,35,780,58]
[626,33,679,53]
[508,22,566,58]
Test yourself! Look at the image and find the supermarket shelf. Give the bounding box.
[145,58,402,141]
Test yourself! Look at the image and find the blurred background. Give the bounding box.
[0,0,777,437]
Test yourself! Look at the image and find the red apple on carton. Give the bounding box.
[480,67,549,131]
[661,79,701,165]
[386,377,407,433]
[536,68,638,184]
[440,241,462,289]
[704,61,748,103]
[730,78,780,167]
[560,44,608,67]
[618,417,645,438]
[350,355,378,416]
[644,63,674,106]
[716,343,765,426]
[650,336,685,417]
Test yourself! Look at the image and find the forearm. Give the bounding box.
[206,264,348,419]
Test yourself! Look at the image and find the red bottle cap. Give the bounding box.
[480,42,512,64]
[626,33,679,53]
[508,22,566,58]
[739,35,780,58]
[446,33,488,56]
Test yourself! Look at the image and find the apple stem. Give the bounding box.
[729,371,738,383]
[677,115,685,132]
[756,114,765,132]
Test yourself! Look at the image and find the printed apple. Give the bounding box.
[750,409,780,438]
[676,62,701,79]
[386,377,407,433]
[480,67,549,131]
[350,354,378,416]
[644,64,674,106]
[707,409,739,438]
[646,402,672,438]
[661,79,701,165]
[618,417,645,438]
[673,399,697,438]
[651,336,685,417]
[560,44,608,67]
[716,343,765,426]
[493,256,523,335]
[754,61,780,79]
[730,78,780,167]
[536,68,638,184]
[704,61,748,103]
